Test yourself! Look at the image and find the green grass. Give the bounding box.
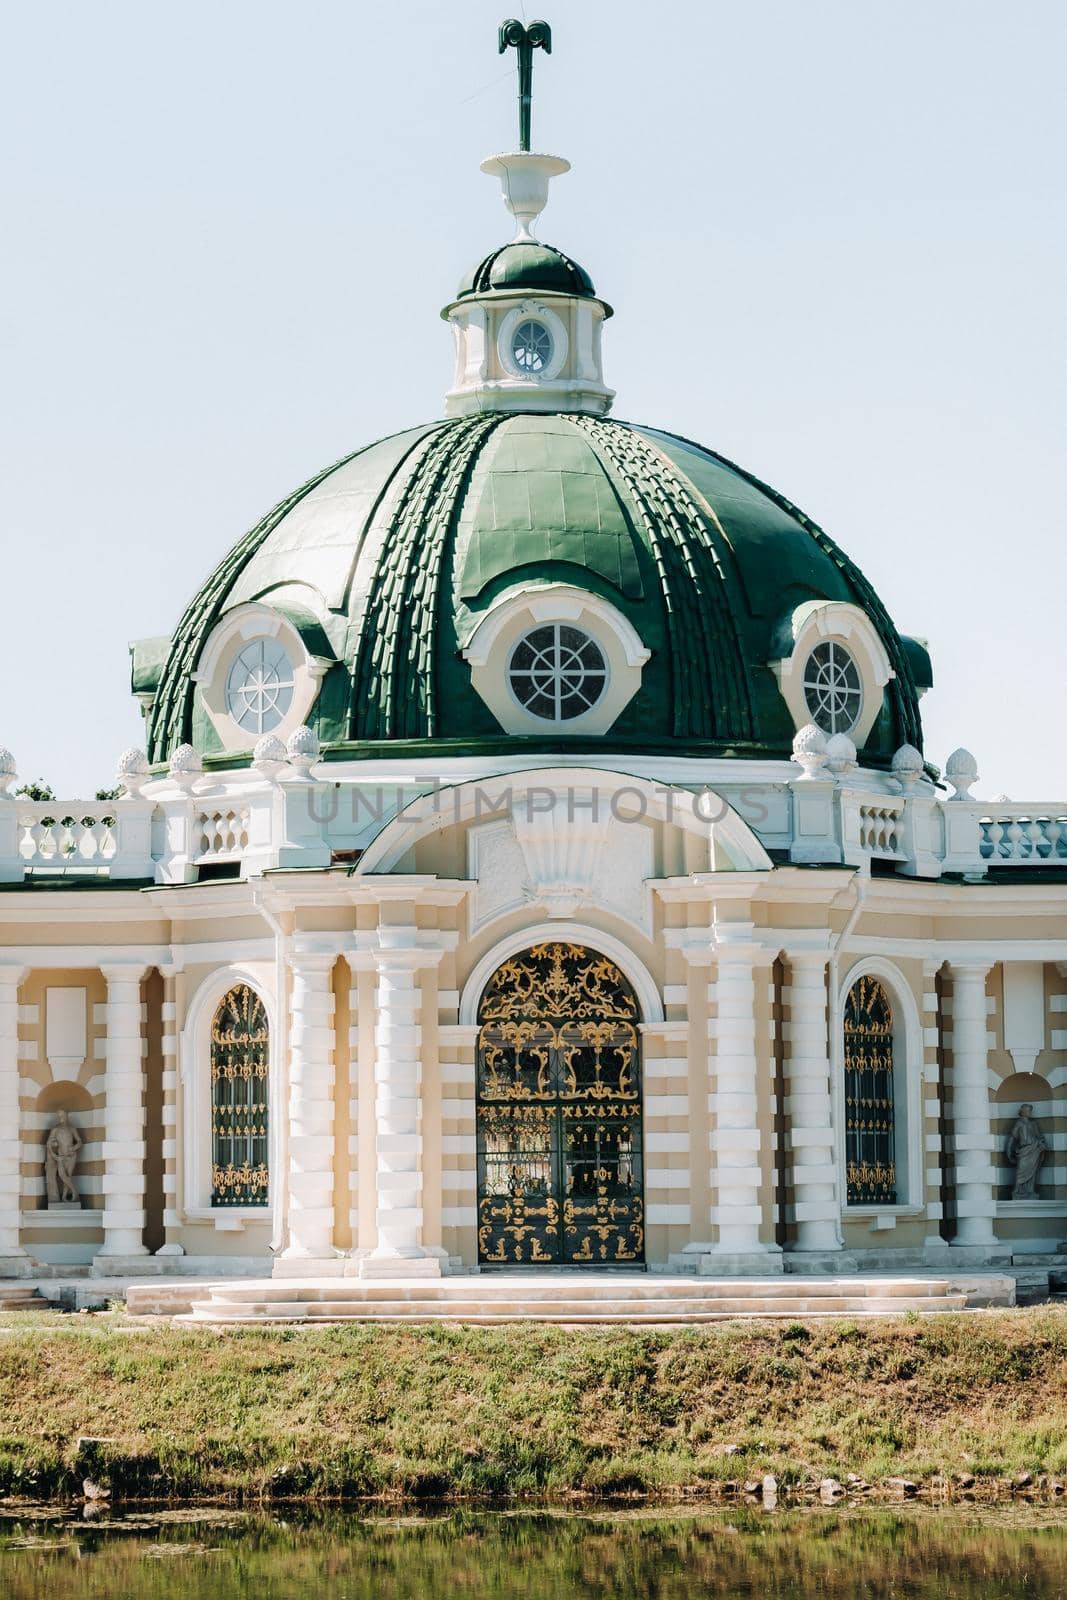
[0,1307,1064,1503]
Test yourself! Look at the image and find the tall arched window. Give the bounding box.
[211,984,269,1206]
[843,975,896,1205]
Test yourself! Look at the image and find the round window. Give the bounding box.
[511,318,553,375]
[225,639,295,735]
[802,640,862,734]
[508,625,607,722]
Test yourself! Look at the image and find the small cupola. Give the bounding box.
[443,152,614,418]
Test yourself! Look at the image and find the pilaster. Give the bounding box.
[948,961,997,1249]
[281,950,338,1260]
[0,966,32,1273]
[782,951,841,1255]
[95,964,150,1262]
[156,964,184,1255]
[701,925,781,1272]
[361,930,449,1277]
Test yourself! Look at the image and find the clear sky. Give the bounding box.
[1,1,1063,798]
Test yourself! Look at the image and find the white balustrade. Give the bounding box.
[5,798,154,879]
[978,809,1067,865]
[856,801,905,859]
[193,804,251,862]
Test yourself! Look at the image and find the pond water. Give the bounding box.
[1,1504,1065,1598]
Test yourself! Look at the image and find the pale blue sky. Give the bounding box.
[1,2,1063,797]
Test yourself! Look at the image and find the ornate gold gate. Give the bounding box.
[476,943,644,1265]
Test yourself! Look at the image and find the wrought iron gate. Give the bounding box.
[476,943,644,1265]
[843,974,897,1205]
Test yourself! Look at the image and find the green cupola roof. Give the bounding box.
[455,241,603,307]
[142,413,926,769]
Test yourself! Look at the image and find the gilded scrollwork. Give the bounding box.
[476,944,644,1264]
[844,975,897,1206]
[211,984,270,1206]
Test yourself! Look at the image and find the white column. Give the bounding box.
[949,961,997,1249]
[705,929,776,1267]
[784,951,841,1254]
[0,966,30,1272]
[362,940,443,1277]
[97,964,149,1260]
[282,951,336,1260]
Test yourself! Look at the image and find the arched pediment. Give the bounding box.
[355,767,772,932]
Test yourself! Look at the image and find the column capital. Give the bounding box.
[0,964,25,989]
[946,959,994,981]
[782,947,833,972]
[711,926,776,967]
[100,962,150,985]
[286,946,341,975]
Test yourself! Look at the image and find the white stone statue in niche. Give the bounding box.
[44,1109,83,1205]
[1005,1104,1049,1200]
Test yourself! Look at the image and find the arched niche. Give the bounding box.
[36,1080,93,1115]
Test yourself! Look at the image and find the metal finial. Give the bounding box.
[498,19,552,152]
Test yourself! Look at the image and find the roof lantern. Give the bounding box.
[442,20,614,418]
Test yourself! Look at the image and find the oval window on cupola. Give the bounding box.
[511,318,554,374]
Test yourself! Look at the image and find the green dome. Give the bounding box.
[144,413,926,767]
[455,242,602,305]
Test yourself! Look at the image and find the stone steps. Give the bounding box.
[0,1285,45,1311]
[181,1275,964,1304]
[173,1273,1007,1325]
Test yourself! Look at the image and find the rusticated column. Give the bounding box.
[704,928,778,1268]
[282,951,337,1260]
[360,936,446,1278]
[948,961,997,1249]
[97,964,150,1260]
[0,966,29,1272]
[783,951,841,1254]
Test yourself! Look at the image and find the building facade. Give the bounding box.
[1,137,1064,1287]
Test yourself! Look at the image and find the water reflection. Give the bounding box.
[1,1505,1065,1599]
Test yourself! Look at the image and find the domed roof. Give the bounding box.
[143,413,925,767]
[455,241,601,305]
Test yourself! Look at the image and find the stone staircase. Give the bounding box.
[172,1272,1015,1326]
[0,1284,46,1311]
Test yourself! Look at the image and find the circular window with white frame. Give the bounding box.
[497,301,568,383]
[225,638,296,735]
[803,640,863,734]
[511,317,554,374]
[507,624,608,722]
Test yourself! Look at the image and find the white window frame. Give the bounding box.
[179,965,276,1228]
[462,583,649,737]
[497,300,569,383]
[772,600,894,751]
[833,956,924,1217]
[194,604,331,755]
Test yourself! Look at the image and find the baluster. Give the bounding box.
[985,819,1002,859]
[1005,819,1024,860]
[1028,819,1047,859]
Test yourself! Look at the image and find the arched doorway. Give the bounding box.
[476,941,644,1265]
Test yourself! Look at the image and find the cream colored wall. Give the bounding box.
[17,968,109,1263]
[5,842,1067,1272]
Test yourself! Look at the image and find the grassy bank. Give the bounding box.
[0,1307,1065,1503]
